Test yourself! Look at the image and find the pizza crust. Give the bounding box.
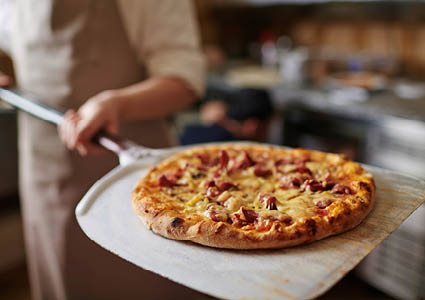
[132,143,375,250]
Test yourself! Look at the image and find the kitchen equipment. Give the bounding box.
[357,204,425,300]
[277,96,425,299]
[2,88,425,300]
[357,117,425,299]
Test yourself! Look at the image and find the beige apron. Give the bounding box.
[13,1,208,299]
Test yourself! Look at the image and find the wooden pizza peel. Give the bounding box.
[2,88,425,299]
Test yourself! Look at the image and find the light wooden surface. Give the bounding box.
[76,159,425,300]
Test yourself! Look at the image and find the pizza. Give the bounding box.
[132,144,375,249]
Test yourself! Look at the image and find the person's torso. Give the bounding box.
[13,0,173,184]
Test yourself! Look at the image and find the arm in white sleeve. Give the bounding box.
[0,0,15,55]
[118,0,205,97]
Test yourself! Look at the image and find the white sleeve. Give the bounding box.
[117,0,205,97]
[0,0,14,55]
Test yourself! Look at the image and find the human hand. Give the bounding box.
[0,70,13,87]
[200,100,227,125]
[58,90,121,156]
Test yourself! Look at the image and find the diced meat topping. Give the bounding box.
[259,193,277,210]
[304,179,335,192]
[173,168,184,179]
[219,150,229,169]
[279,174,304,189]
[275,158,291,166]
[205,180,235,197]
[331,184,352,195]
[208,208,228,222]
[196,153,210,165]
[158,174,177,187]
[216,181,236,192]
[315,198,333,209]
[161,148,363,233]
[158,168,184,186]
[282,217,293,225]
[254,163,272,177]
[237,151,255,170]
[304,180,324,192]
[204,180,216,188]
[240,207,258,223]
[231,214,242,226]
[207,186,220,198]
[291,166,312,176]
[323,180,336,190]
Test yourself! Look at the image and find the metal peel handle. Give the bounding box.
[0,88,63,125]
[0,88,134,158]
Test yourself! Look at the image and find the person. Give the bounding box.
[179,81,273,145]
[0,1,207,299]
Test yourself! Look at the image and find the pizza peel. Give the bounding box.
[2,88,425,300]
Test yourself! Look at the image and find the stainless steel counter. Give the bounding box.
[271,85,425,123]
[271,84,425,178]
[270,83,425,299]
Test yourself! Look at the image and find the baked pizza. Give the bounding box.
[132,144,375,249]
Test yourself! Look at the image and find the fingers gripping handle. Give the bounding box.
[0,88,128,156]
[92,131,130,155]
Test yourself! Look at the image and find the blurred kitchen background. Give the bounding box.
[2,0,425,299]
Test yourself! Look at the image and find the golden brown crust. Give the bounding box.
[132,143,375,249]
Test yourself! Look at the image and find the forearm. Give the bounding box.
[114,76,197,121]
[59,76,197,156]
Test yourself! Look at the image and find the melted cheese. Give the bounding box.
[149,146,371,228]
[280,194,316,218]
[224,196,243,211]
[217,191,231,202]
